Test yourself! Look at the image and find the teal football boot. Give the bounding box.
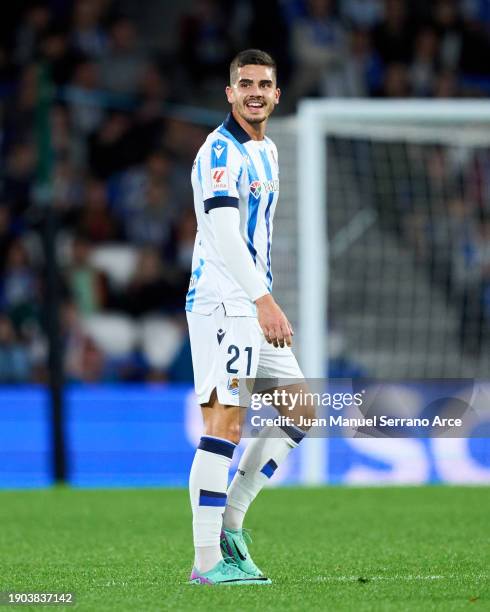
[220,528,269,580]
[189,558,271,585]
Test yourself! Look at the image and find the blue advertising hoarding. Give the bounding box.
[0,387,51,488]
[0,384,489,488]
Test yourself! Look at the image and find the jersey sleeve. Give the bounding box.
[199,137,243,213]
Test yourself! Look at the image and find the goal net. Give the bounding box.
[269,101,490,379]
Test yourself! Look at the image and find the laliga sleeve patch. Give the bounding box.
[211,167,229,192]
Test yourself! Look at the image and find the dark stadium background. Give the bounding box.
[0,0,489,487]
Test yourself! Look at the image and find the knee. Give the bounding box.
[204,421,242,445]
[201,395,243,444]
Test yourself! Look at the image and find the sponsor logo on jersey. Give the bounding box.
[227,376,240,395]
[212,167,228,191]
[250,180,262,199]
[213,143,225,159]
[217,328,226,345]
[250,179,279,198]
[264,179,279,194]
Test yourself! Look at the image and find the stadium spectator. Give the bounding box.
[65,234,107,316]
[372,0,414,65]
[39,27,84,87]
[108,150,172,222]
[463,0,490,28]
[12,2,51,66]
[0,314,31,383]
[160,119,206,208]
[0,207,15,272]
[8,64,38,144]
[71,0,108,59]
[113,246,188,316]
[431,0,464,72]
[76,336,111,382]
[99,17,150,95]
[381,62,411,97]
[0,45,16,96]
[433,69,460,97]
[0,240,40,331]
[61,299,87,382]
[51,157,84,221]
[66,59,105,137]
[121,179,175,250]
[62,298,113,383]
[3,142,36,219]
[75,178,121,243]
[289,0,347,100]
[410,27,440,97]
[51,105,73,160]
[238,0,292,83]
[321,27,383,97]
[135,63,168,124]
[179,0,234,92]
[340,0,384,29]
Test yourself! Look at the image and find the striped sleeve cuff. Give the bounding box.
[204,196,239,214]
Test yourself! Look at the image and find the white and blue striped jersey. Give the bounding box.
[185,113,280,317]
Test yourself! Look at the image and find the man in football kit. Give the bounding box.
[186,49,312,585]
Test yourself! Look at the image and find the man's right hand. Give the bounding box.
[255,294,294,348]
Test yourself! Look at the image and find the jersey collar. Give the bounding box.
[223,113,251,144]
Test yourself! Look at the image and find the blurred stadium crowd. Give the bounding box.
[1,0,490,383]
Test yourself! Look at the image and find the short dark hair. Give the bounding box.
[229,49,277,84]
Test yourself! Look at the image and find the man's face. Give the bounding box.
[226,64,280,125]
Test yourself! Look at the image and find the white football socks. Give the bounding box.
[223,424,305,530]
[189,435,236,572]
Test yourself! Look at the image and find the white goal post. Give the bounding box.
[295,100,490,378]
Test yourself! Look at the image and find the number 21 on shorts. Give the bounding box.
[226,345,253,376]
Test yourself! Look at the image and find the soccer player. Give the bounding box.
[186,49,310,585]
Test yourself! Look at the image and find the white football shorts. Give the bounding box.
[186,305,304,406]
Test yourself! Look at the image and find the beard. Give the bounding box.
[243,114,267,124]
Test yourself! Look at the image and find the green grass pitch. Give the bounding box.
[0,486,488,611]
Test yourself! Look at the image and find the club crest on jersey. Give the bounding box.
[227,376,240,395]
[212,167,228,191]
[250,180,262,199]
